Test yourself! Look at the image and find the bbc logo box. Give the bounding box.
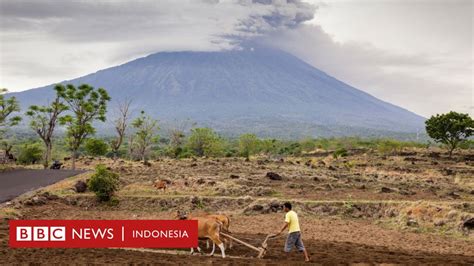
[16,226,66,241]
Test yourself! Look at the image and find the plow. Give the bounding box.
[220,232,277,259]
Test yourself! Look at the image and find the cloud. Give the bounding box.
[258,25,472,117]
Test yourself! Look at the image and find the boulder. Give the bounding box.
[230,174,240,179]
[74,180,87,193]
[266,172,282,181]
[380,187,395,193]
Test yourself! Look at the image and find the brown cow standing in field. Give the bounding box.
[205,214,232,249]
[153,180,167,191]
[176,210,226,258]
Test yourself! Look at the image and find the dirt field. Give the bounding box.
[1,148,473,264]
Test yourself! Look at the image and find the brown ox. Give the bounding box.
[176,210,226,258]
[205,214,232,249]
[153,180,167,191]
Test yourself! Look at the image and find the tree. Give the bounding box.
[85,138,109,157]
[0,88,22,135]
[425,111,474,157]
[17,143,43,165]
[187,128,223,157]
[26,96,68,168]
[56,84,110,169]
[167,119,195,158]
[238,133,260,160]
[130,111,159,163]
[109,100,131,161]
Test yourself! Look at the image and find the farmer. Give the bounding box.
[275,202,310,262]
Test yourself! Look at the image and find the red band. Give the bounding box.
[9,220,198,248]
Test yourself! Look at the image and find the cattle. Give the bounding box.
[205,214,232,249]
[176,210,226,258]
[154,180,167,191]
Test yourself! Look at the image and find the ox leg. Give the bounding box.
[209,242,216,256]
[218,243,225,258]
[190,248,194,255]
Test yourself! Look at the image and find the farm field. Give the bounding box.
[1,148,473,264]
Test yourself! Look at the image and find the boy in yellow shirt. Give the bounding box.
[276,202,310,262]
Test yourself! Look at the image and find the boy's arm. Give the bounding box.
[276,222,288,235]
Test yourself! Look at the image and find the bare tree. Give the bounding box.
[109,100,132,161]
[167,119,195,158]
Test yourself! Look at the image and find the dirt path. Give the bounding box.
[0,169,85,203]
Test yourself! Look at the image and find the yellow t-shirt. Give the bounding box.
[284,210,300,233]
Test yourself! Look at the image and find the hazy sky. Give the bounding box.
[0,0,472,117]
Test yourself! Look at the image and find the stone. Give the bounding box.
[74,180,87,193]
[266,172,282,181]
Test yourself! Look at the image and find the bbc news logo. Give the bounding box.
[16,226,66,241]
[10,220,198,248]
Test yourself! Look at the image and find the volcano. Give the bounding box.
[9,46,425,138]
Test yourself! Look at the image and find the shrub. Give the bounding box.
[238,133,260,159]
[87,165,119,202]
[17,144,43,165]
[85,138,109,156]
[187,128,223,157]
[333,148,348,159]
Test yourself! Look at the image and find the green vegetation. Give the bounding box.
[130,111,159,163]
[85,138,109,156]
[0,88,22,130]
[425,111,474,156]
[238,133,259,159]
[187,128,224,157]
[87,165,119,202]
[0,84,471,163]
[17,143,43,165]
[56,84,111,169]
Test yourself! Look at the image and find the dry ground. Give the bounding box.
[1,148,473,264]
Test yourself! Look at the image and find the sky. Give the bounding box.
[0,0,472,117]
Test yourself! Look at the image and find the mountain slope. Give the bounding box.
[9,47,425,137]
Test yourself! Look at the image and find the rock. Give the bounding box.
[380,187,395,193]
[143,161,152,167]
[41,192,59,200]
[196,178,205,185]
[230,174,240,179]
[268,201,282,212]
[446,191,461,199]
[190,163,198,167]
[357,184,366,190]
[399,190,415,196]
[446,210,458,220]
[266,172,282,181]
[328,165,336,171]
[74,180,87,193]
[434,219,446,227]
[406,218,418,227]
[444,168,455,176]
[251,204,264,211]
[207,181,216,186]
[191,196,201,205]
[461,217,474,230]
[25,196,47,206]
[313,176,320,182]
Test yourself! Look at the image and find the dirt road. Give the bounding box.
[0,169,85,203]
